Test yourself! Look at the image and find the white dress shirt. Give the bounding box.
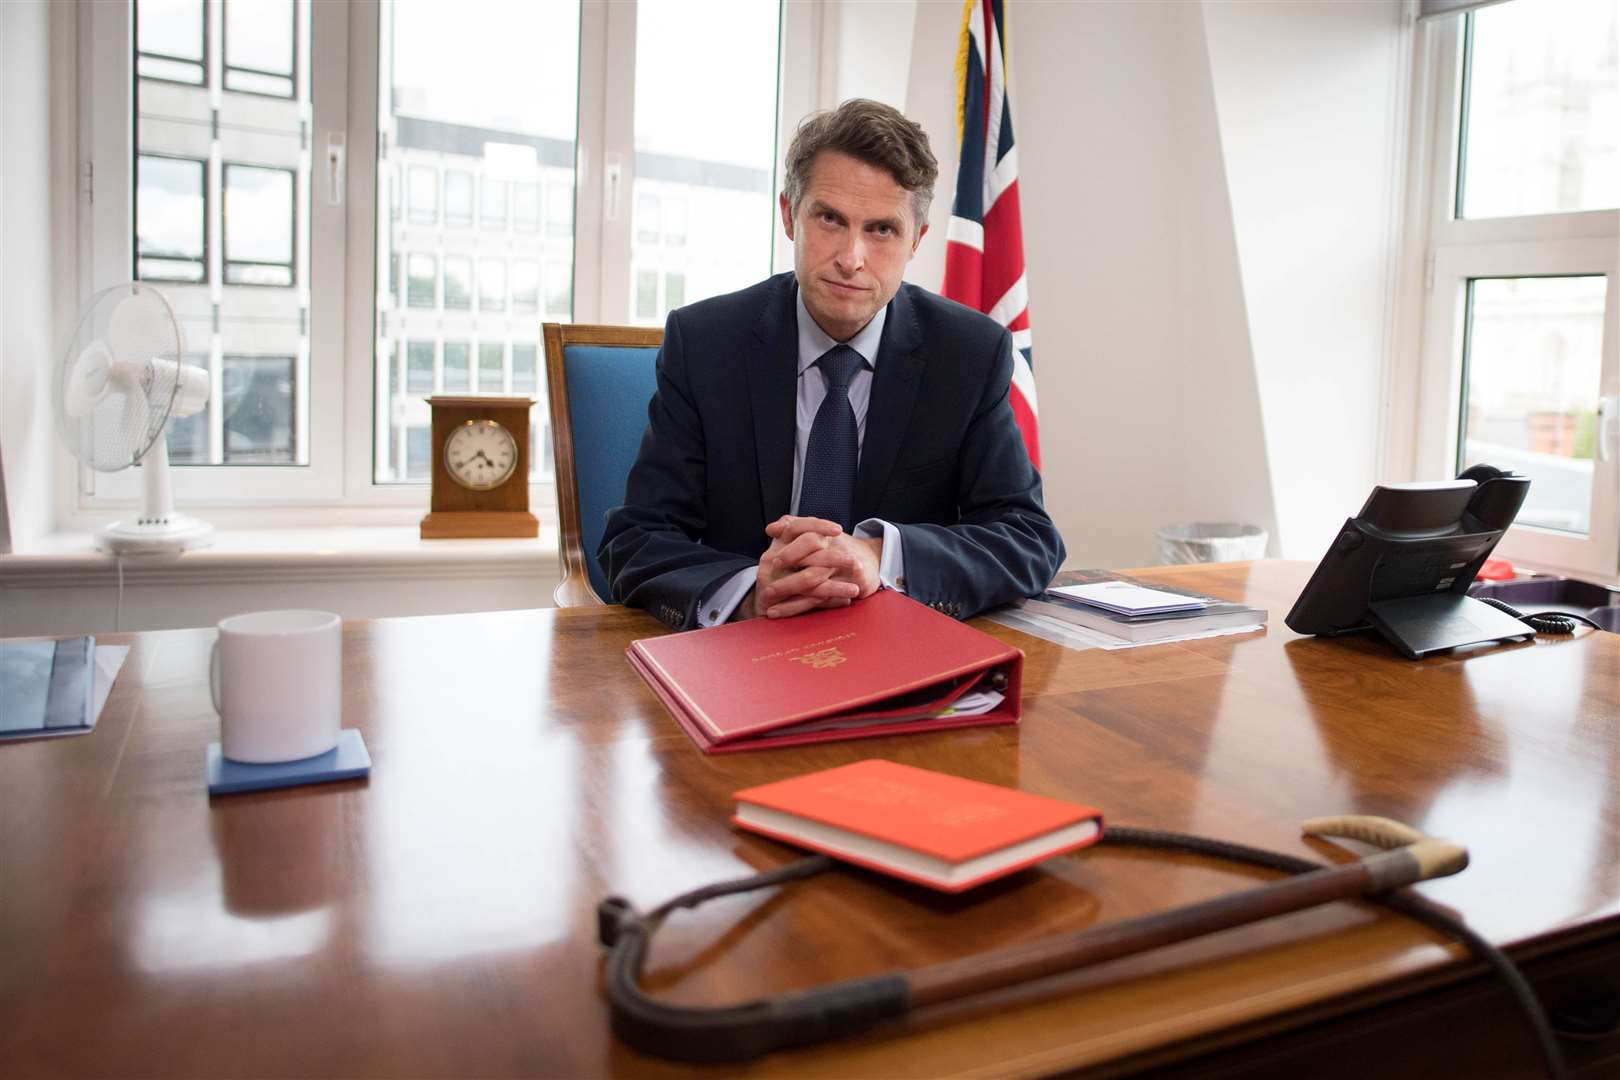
[697,290,908,625]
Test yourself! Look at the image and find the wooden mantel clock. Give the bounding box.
[420,395,539,539]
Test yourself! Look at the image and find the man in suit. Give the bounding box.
[599,99,1064,630]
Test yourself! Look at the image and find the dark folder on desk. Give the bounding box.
[0,636,96,741]
[627,590,1024,753]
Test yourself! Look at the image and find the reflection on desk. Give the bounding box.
[1,561,1615,1078]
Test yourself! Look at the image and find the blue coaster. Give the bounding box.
[207,729,371,796]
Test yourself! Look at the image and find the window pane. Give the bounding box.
[136,155,207,282]
[1460,275,1608,535]
[376,0,578,483]
[512,344,538,393]
[546,174,573,237]
[665,271,685,310]
[222,356,296,463]
[136,1,311,468]
[635,268,658,320]
[479,259,506,312]
[512,261,540,315]
[443,255,473,310]
[478,343,505,392]
[515,182,541,232]
[481,177,509,230]
[224,163,295,286]
[405,426,431,479]
[1459,0,1619,219]
[224,0,296,97]
[443,341,470,391]
[137,0,205,84]
[407,254,437,308]
[545,262,572,317]
[444,170,474,227]
[628,0,778,325]
[408,166,438,224]
[406,341,435,393]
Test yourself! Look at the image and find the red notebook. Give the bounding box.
[733,759,1103,892]
[627,589,1024,754]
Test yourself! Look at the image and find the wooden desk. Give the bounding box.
[2,562,1615,1078]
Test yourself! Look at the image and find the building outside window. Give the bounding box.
[105,0,789,507]
[223,0,296,97]
[223,163,296,286]
[136,0,205,85]
[135,154,207,282]
[478,343,505,392]
[444,169,474,227]
[443,255,473,311]
[443,341,470,391]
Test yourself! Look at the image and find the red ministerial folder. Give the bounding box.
[626,589,1024,754]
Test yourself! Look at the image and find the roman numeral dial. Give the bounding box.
[444,419,518,491]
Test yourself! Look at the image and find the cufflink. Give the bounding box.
[707,610,718,621]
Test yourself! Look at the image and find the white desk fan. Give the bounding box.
[57,282,214,555]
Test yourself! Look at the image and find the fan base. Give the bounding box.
[96,514,215,557]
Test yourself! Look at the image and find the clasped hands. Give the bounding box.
[749,515,882,619]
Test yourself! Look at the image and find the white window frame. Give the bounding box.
[1406,10,1620,580]
[71,0,815,528]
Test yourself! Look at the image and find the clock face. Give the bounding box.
[444,419,519,491]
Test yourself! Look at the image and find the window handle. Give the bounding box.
[1599,395,1618,463]
[326,133,345,206]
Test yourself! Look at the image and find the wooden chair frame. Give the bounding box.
[543,322,665,607]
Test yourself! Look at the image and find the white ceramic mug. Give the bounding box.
[210,610,342,763]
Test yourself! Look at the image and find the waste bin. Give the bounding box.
[1156,522,1268,565]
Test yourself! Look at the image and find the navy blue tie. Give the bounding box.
[797,345,863,531]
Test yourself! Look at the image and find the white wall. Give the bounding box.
[1,0,58,551]
[861,0,1408,567]
[1201,0,1406,559]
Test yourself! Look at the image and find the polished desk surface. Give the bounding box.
[2,561,1615,1078]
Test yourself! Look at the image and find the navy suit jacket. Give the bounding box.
[598,272,1065,630]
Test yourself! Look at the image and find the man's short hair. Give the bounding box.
[783,98,939,230]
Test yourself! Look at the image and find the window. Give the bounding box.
[512,344,538,393]
[444,170,474,227]
[443,342,471,391]
[135,155,207,282]
[545,262,572,318]
[1412,0,1619,578]
[480,177,510,231]
[137,0,205,85]
[223,0,296,98]
[443,255,473,311]
[514,182,541,232]
[545,174,573,238]
[87,0,803,515]
[223,164,296,286]
[478,259,506,313]
[406,342,435,394]
[478,343,505,392]
[406,254,437,308]
[512,261,540,315]
[222,357,296,463]
[407,166,438,225]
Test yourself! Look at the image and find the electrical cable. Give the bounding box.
[1475,595,1604,635]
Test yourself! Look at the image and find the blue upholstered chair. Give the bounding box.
[542,323,663,606]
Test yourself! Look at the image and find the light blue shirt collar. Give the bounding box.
[795,289,886,376]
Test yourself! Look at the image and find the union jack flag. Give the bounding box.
[943,0,1040,469]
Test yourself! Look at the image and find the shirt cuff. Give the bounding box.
[698,568,756,627]
[854,518,907,593]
